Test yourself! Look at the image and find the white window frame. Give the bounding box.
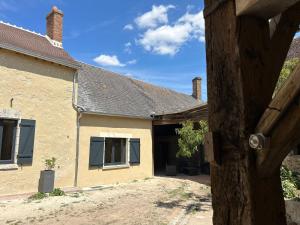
[97,132,132,170]
[0,109,21,170]
[103,137,129,169]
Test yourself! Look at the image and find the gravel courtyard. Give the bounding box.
[0,176,212,225]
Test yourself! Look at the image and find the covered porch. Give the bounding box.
[152,104,209,176]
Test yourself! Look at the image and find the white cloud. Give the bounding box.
[123,24,134,31]
[124,42,132,54]
[135,5,175,29]
[93,54,125,67]
[127,59,137,65]
[137,10,205,56]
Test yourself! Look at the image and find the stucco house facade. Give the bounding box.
[0,7,202,196]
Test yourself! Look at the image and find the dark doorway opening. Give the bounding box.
[153,124,209,176]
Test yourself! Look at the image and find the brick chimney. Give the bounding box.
[192,77,202,101]
[46,6,63,43]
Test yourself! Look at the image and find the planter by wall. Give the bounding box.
[38,170,55,193]
[166,165,177,176]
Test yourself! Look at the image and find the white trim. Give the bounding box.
[0,109,21,119]
[102,137,129,168]
[0,164,18,170]
[99,133,132,138]
[102,164,130,170]
[0,21,44,37]
[0,110,21,166]
[45,35,63,48]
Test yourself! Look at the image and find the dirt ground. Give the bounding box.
[0,175,212,225]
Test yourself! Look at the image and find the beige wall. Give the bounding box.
[0,49,77,195]
[77,114,153,187]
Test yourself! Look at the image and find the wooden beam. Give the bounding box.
[256,63,300,176]
[256,63,300,135]
[263,2,300,105]
[257,103,300,177]
[236,0,300,19]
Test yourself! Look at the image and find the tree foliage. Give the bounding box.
[175,120,208,158]
[281,166,300,199]
[274,58,299,94]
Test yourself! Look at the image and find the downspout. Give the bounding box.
[72,71,85,187]
[74,111,82,187]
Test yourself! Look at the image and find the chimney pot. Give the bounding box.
[46,6,63,43]
[192,77,202,101]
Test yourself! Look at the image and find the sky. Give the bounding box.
[0,0,207,101]
[0,1,299,102]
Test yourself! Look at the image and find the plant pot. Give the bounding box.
[38,170,55,193]
[166,165,177,176]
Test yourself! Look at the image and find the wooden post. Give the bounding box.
[204,0,300,224]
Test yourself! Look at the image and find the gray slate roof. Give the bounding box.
[77,62,201,119]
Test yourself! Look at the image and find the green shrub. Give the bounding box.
[175,120,208,158]
[281,166,299,199]
[28,192,47,200]
[45,157,56,170]
[50,188,65,196]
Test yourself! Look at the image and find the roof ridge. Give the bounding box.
[0,20,44,37]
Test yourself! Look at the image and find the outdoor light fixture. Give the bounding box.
[249,133,268,150]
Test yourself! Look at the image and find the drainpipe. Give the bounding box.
[72,72,85,187]
[74,111,82,187]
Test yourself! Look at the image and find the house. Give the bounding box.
[0,7,203,196]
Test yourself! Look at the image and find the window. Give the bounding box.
[0,119,17,163]
[104,138,127,166]
[89,137,140,168]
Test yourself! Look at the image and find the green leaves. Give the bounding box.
[45,157,56,170]
[274,58,299,95]
[175,120,208,158]
[281,166,300,199]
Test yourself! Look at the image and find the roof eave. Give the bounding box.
[0,43,80,69]
[81,111,153,120]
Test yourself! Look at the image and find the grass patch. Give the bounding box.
[28,192,47,201]
[28,188,65,201]
[49,188,65,196]
[167,183,192,200]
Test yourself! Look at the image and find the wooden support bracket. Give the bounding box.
[255,63,300,177]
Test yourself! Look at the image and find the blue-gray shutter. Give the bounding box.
[0,124,3,157]
[89,137,104,167]
[130,138,140,164]
[17,119,36,164]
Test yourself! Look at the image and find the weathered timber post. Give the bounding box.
[203,0,300,224]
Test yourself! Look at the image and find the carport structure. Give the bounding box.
[152,104,208,175]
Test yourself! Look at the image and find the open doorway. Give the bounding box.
[153,124,208,176]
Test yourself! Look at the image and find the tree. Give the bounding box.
[204,0,300,224]
[175,120,208,158]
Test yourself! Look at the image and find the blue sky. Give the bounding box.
[0,0,207,101]
[1,1,299,102]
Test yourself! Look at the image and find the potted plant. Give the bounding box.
[38,157,56,193]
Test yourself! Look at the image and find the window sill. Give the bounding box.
[103,164,130,170]
[0,164,18,171]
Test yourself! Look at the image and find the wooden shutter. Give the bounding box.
[17,119,36,164]
[89,137,104,167]
[0,123,3,156]
[130,138,140,164]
